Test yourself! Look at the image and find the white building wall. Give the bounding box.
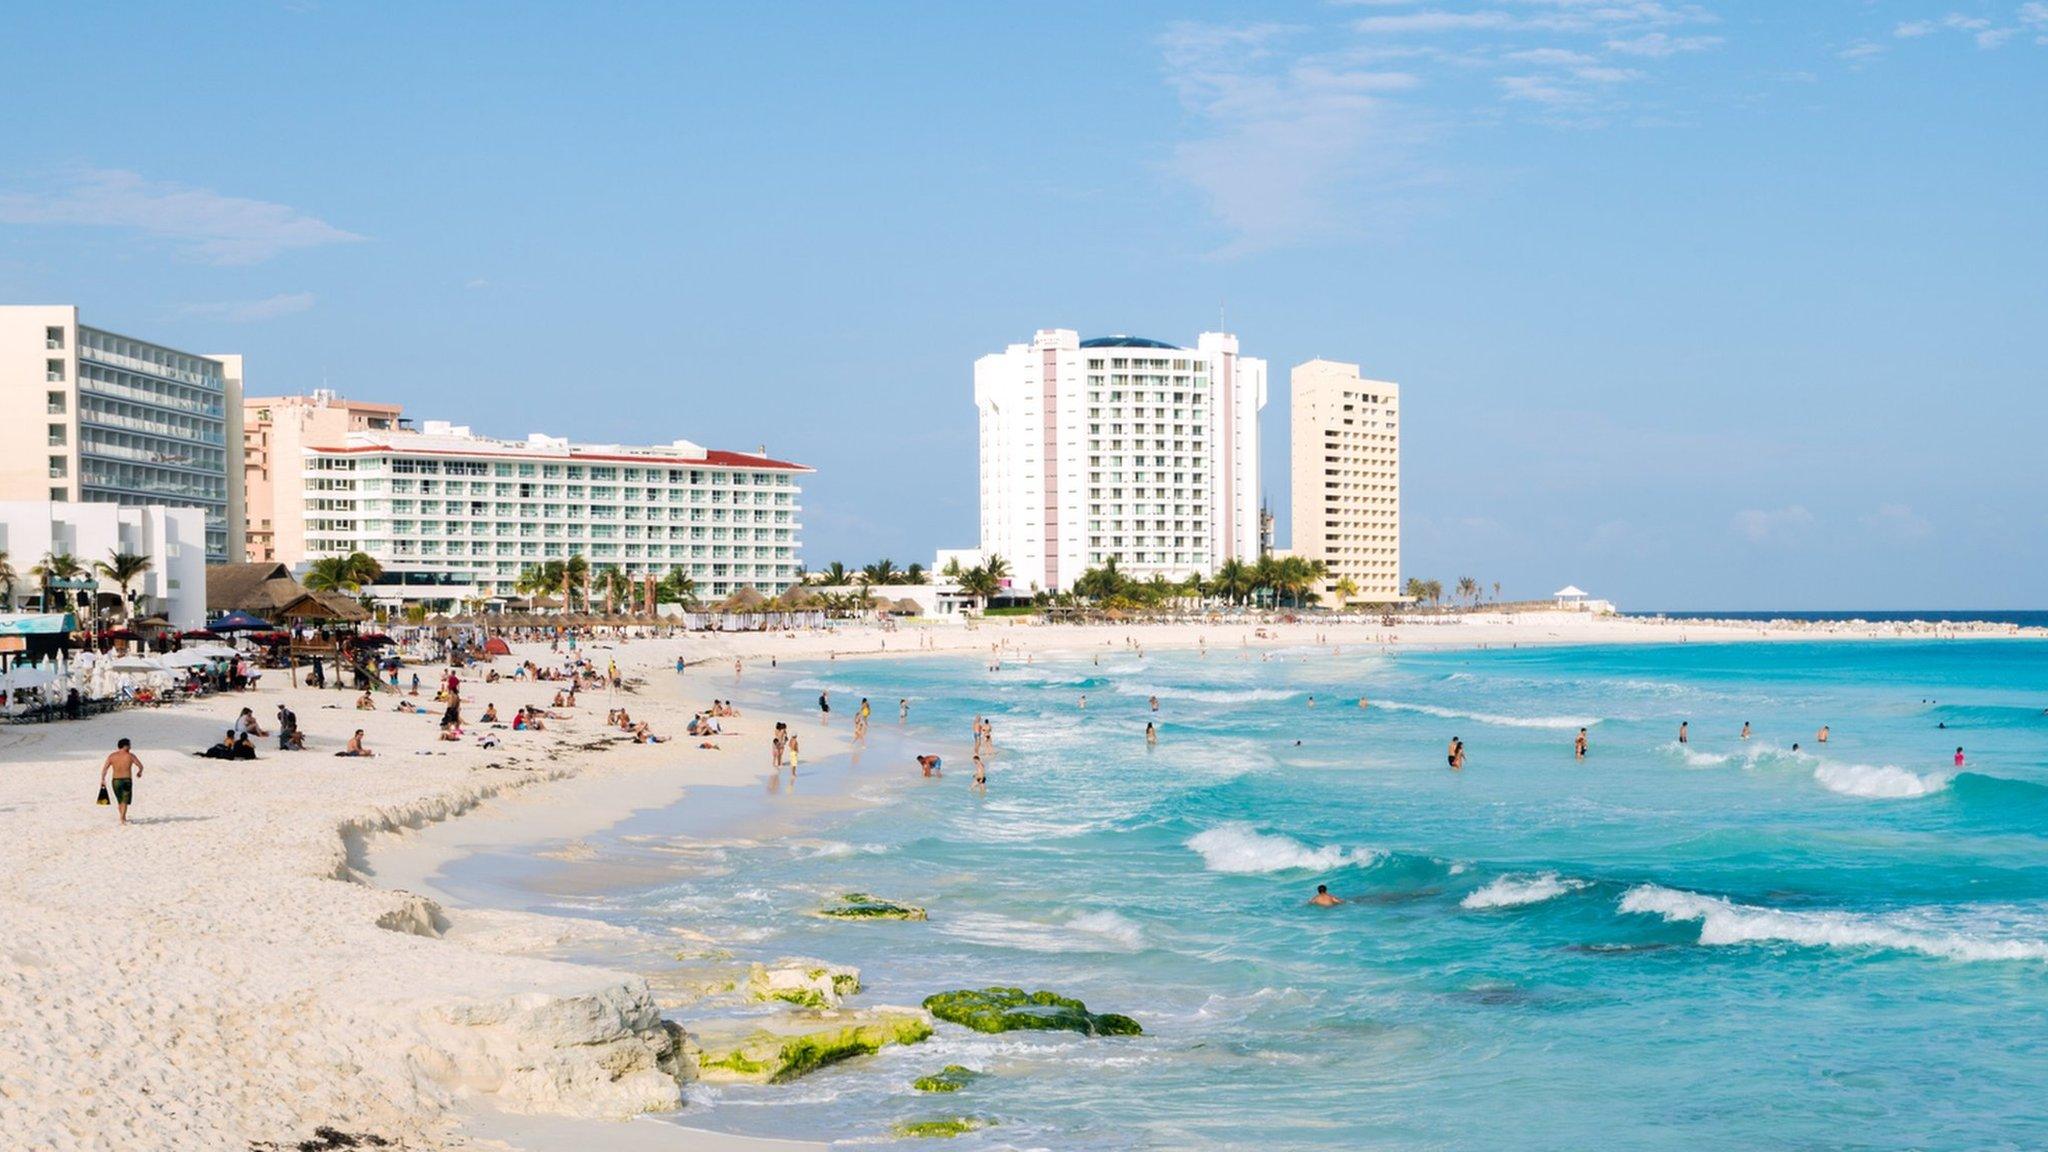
[0,501,206,628]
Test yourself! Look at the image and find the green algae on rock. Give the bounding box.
[815,892,928,921]
[912,1064,983,1093]
[922,987,1141,1036]
[892,1117,992,1138]
[745,958,862,1010]
[694,1008,934,1084]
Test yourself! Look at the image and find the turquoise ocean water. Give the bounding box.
[567,640,2048,1148]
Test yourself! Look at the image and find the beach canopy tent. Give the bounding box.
[209,610,274,632]
[0,612,79,663]
[482,636,512,656]
[1553,585,1589,609]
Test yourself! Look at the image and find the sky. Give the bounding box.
[2,1,2043,609]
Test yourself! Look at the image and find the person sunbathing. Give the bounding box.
[336,729,374,757]
[633,722,665,744]
[480,703,499,723]
[356,691,376,711]
[199,731,238,760]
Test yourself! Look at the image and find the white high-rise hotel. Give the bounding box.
[969,329,1266,593]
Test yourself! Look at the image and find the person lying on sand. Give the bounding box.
[633,722,666,744]
[198,731,238,760]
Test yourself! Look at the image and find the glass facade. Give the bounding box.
[74,327,231,561]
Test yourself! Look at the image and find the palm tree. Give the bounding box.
[514,560,567,607]
[32,552,84,612]
[1333,576,1360,606]
[1073,556,1128,602]
[305,551,383,595]
[861,558,899,586]
[94,551,154,619]
[902,562,928,585]
[1403,576,1427,605]
[1456,576,1479,607]
[956,564,999,611]
[982,553,1011,582]
[593,566,633,612]
[815,561,850,587]
[1424,579,1444,608]
[656,570,699,607]
[1212,558,1254,606]
[563,552,591,610]
[1492,581,1502,603]
[0,549,15,610]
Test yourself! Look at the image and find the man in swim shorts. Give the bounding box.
[917,754,942,777]
[1310,884,1341,907]
[100,738,143,825]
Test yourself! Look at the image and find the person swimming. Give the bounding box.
[1310,884,1341,907]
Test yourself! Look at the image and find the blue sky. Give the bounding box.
[3,1,2043,608]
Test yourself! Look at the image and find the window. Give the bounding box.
[46,359,64,383]
[45,326,64,350]
[46,391,65,415]
[47,425,65,447]
[49,455,67,478]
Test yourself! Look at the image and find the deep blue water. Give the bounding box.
[590,640,2048,1149]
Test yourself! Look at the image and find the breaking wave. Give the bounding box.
[1812,762,1952,799]
[1461,873,1590,910]
[1375,699,1597,730]
[1619,885,2048,963]
[1186,824,1382,874]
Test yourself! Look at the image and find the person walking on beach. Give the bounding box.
[1447,736,1465,771]
[787,733,800,774]
[1574,728,1588,760]
[818,690,830,720]
[99,738,143,826]
[772,724,787,769]
[1678,721,1689,744]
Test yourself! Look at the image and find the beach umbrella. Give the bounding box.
[107,655,164,673]
[163,650,221,669]
[99,628,142,641]
[181,629,222,640]
[210,611,274,633]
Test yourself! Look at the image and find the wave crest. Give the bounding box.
[1375,699,1596,730]
[1619,884,2048,963]
[1462,873,1589,910]
[1813,762,1951,799]
[1186,823,1381,874]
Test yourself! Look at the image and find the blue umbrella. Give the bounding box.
[209,610,274,632]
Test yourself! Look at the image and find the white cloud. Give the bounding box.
[171,292,317,322]
[1604,32,1723,55]
[0,167,361,264]
[1355,11,1521,34]
[1861,503,1933,542]
[1733,505,1814,543]
[1892,11,2030,49]
[1838,39,1887,61]
[1507,47,1599,65]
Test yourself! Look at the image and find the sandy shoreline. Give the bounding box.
[2,612,2040,1152]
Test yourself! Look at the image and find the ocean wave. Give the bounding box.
[1663,741,1731,768]
[1461,873,1589,910]
[1186,823,1382,874]
[938,909,1146,953]
[1114,682,1300,704]
[1374,699,1597,730]
[1812,761,1952,799]
[1618,885,2048,963]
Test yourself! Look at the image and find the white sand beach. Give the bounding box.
[1,610,2037,1152]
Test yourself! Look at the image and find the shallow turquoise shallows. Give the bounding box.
[596,640,2048,1148]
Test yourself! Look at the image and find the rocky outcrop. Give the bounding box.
[407,979,695,1118]
[694,1007,933,1084]
[893,1117,993,1138]
[912,1065,983,1093]
[922,988,1141,1036]
[814,892,927,921]
[745,958,861,1009]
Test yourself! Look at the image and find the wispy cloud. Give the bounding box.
[0,167,362,264]
[1733,505,1814,544]
[171,292,317,322]
[1838,39,1887,61]
[1890,8,2042,49]
[1160,4,1721,251]
[1861,503,1933,542]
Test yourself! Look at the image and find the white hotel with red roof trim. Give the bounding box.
[282,415,808,610]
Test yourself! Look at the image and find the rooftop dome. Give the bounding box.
[1079,335,1182,350]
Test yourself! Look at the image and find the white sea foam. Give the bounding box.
[938,909,1146,953]
[1812,762,1952,799]
[1186,823,1382,874]
[1618,885,2048,963]
[1374,699,1596,730]
[1115,682,1299,704]
[1662,741,1731,768]
[1461,873,1589,910]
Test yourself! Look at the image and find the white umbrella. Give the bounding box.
[107,655,164,673]
[163,650,222,669]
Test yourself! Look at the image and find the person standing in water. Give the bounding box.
[972,754,987,791]
[1817,725,1830,744]
[899,698,909,722]
[1740,721,1751,740]
[1954,746,1966,767]
[818,690,830,720]
[1447,736,1465,770]
[1149,695,1159,712]
[1145,721,1157,746]
[1310,884,1341,907]
[99,738,143,826]
[1678,721,1689,744]
[1574,728,1588,759]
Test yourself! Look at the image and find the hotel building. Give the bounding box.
[280,418,808,610]
[0,305,244,562]
[243,390,406,563]
[1289,358,1400,605]
[966,328,1265,593]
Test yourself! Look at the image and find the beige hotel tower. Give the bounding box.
[1289,358,1400,606]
